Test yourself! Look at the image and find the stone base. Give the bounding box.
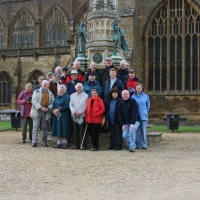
[147,132,162,144]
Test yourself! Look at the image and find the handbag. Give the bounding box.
[73,117,84,125]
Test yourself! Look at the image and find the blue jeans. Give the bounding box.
[136,120,148,148]
[122,122,140,149]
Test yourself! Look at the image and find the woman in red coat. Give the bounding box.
[85,89,105,151]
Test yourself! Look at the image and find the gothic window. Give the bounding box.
[146,0,200,93]
[27,70,44,87]
[0,72,12,104]
[44,7,68,47]
[0,19,4,49]
[13,10,35,48]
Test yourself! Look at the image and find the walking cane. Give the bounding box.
[80,124,88,149]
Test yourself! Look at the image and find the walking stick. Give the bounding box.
[80,123,88,149]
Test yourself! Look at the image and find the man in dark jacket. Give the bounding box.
[118,59,129,85]
[102,68,124,102]
[66,69,83,95]
[101,57,119,85]
[118,90,140,152]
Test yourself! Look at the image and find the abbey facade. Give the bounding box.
[0,0,200,121]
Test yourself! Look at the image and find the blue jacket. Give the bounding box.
[118,98,140,125]
[132,92,150,120]
[83,80,102,97]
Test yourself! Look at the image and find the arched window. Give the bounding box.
[146,0,200,93]
[13,10,35,48]
[44,7,68,47]
[0,19,4,49]
[27,70,44,88]
[0,72,12,104]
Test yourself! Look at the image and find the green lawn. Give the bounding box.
[0,121,21,131]
[150,125,200,133]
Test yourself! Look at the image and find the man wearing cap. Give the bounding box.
[66,69,83,95]
[84,61,101,83]
[101,57,119,85]
[68,60,85,83]
[83,71,102,97]
[60,67,70,85]
[103,68,124,102]
[125,68,141,96]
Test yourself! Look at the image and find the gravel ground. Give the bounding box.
[0,131,200,200]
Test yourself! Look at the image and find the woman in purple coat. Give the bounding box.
[17,83,33,143]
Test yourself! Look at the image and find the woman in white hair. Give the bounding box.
[51,84,71,149]
[17,83,33,143]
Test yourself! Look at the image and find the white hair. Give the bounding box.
[25,83,33,89]
[41,80,49,86]
[75,83,83,90]
[59,84,67,92]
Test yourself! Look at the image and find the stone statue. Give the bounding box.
[112,18,120,53]
[120,29,128,54]
[77,21,87,54]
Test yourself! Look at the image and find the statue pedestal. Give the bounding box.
[111,51,123,66]
[75,54,89,71]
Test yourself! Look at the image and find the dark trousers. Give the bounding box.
[109,123,123,149]
[21,117,33,141]
[72,119,86,148]
[88,123,101,149]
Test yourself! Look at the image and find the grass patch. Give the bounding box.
[150,125,200,133]
[0,121,21,131]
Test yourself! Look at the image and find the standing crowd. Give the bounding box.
[17,57,150,152]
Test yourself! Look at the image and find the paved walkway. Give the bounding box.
[0,131,200,200]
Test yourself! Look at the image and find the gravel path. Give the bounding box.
[0,131,200,200]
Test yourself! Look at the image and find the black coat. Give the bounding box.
[103,78,124,102]
[118,98,140,125]
[101,65,119,85]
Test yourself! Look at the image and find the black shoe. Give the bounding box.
[53,144,63,148]
[108,147,114,150]
[32,143,37,147]
[115,148,122,150]
[142,147,147,150]
[22,140,25,143]
[42,143,48,147]
[62,143,68,149]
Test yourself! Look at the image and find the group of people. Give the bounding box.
[17,57,150,152]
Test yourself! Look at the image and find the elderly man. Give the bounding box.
[119,59,129,84]
[84,61,101,83]
[68,60,85,82]
[103,68,124,102]
[69,83,88,150]
[118,90,140,152]
[101,57,119,85]
[30,80,55,147]
[66,69,83,95]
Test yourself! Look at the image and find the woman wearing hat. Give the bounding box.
[83,71,102,97]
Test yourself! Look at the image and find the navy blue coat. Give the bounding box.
[66,79,83,95]
[118,98,140,126]
[103,78,124,102]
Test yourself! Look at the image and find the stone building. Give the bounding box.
[0,0,200,122]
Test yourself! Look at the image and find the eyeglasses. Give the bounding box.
[129,72,135,74]
[91,65,96,66]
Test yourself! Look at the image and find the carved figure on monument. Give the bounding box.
[120,29,128,54]
[77,21,87,54]
[112,18,120,54]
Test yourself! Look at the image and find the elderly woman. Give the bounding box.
[83,72,102,97]
[17,83,33,143]
[69,83,88,150]
[51,85,71,149]
[85,89,105,151]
